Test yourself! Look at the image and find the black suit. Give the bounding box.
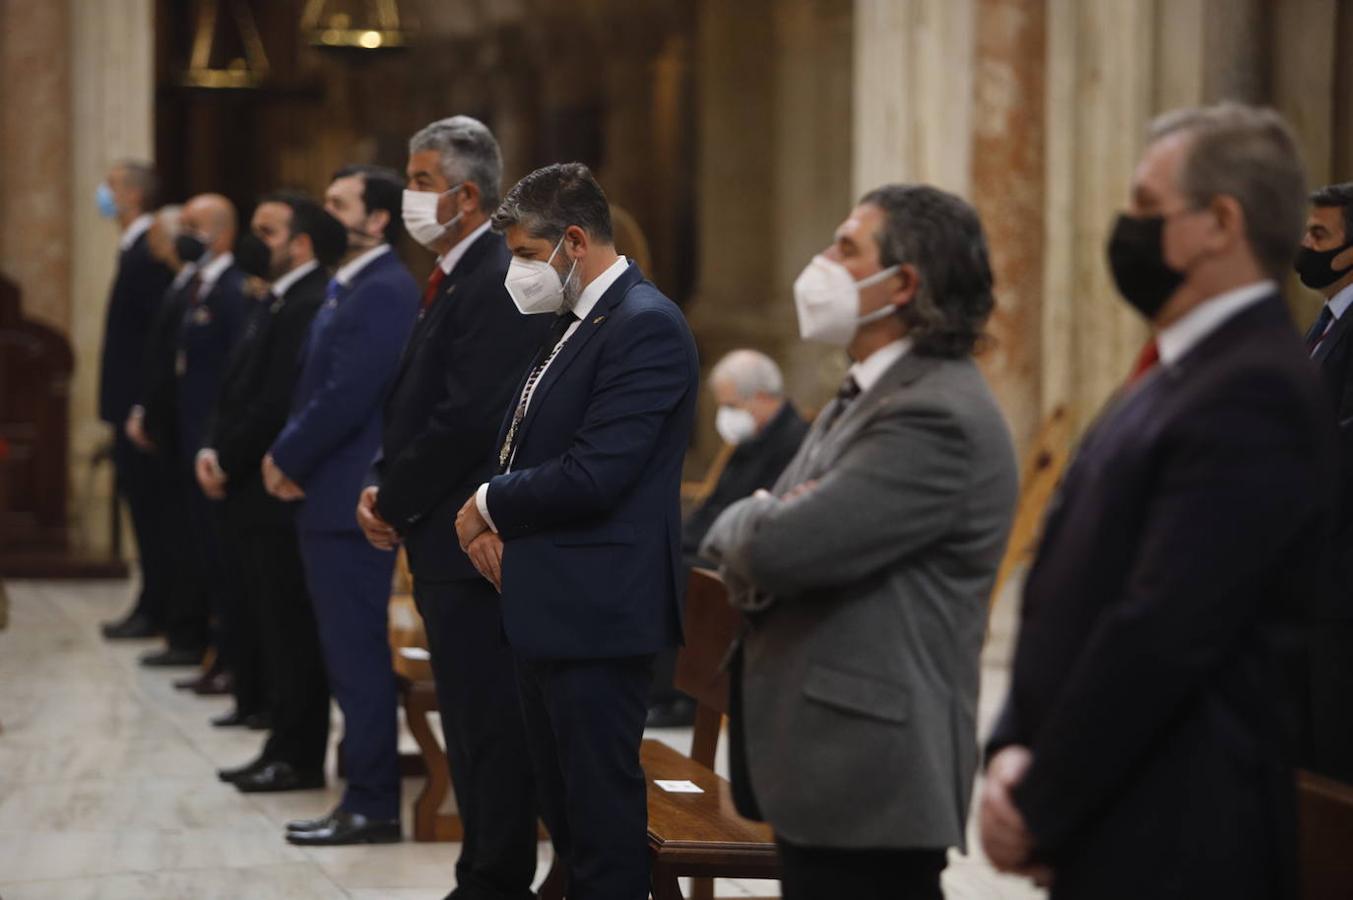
[1304,296,1353,782]
[373,230,550,897]
[989,295,1337,899]
[98,229,174,626]
[205,265,329,752]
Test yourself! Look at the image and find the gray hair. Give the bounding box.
[1148,102,1307,277]
[408,116,502,212]
[710,350,784,399]
[154,204,182,240]
[114,159,160,209]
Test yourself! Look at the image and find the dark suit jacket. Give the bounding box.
[174,264,248,458]
[374,230,552,582]
[1310,303,1353,616]
[988,296,1336,900]
[206,264,329,504]
[485,262,700,660]
[98,230,174,425]
[681,401,808,567]
[139,274,195,456]
[270,249,418,534]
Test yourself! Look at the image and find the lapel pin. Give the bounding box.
[592,315,606,325]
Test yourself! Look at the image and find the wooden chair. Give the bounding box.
[990,405,1071,605]
[1298,769,1353,899]
[643,568,779,900]
[681,442,736,516]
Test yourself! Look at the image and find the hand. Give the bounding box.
[125,408,154,451]
[357,486,400,550]
[262,454,305,501]
[455,494,489,550]
[979,746,1050,884]
[194,449,228,500]
[781,479,818,501]
[466,532,503,591]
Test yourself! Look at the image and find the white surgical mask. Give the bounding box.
[504,235,578,315]
[715,406,758,445]
[792,254,901,347]
[401,185,462,249]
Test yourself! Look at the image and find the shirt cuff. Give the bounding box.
[475,482,498,534]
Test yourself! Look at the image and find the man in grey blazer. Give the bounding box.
[702,184,1019,900]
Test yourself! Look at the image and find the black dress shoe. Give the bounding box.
[285,809,401,845]
[218,757,269,783]
[101,612,157,640]
[286,809,336,833]
[211,708,254,728]
[192,670,233,696]
[234,761,325,793]
[646,696,697,729]
[245,712,271,731]
[139,647,204,667]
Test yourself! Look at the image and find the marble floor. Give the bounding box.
[0,579,1043,899]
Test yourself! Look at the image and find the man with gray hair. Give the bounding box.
[982,103,1336,899]
[355,116,548,894]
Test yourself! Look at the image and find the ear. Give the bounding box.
[564,224,590,258]
[1208,194,1246,252]
[1335,242,1353,272]
[368,208,391,239]
[458,181,481,213]
[889,262,922,308]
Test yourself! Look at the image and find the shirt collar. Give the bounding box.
[270,259,320,299]
[1326,282,1353,321]
[438,221,493,276]
[571,256,628,322]
[119,214,154,252]
[1157,279,1276,366]
[172,262,197,291]
[848,337,914,393]
[197,252,235,292]
[336,243,391,286]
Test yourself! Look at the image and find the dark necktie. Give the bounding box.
[820,374,861,433]
[497,311,579,472]
[1307,305,1336,356]
[324,277,341,304]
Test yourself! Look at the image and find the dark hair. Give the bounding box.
[1310,182,1353,242]
[858,184,995,358]
[259,191,348,268]
[115,159,160,210]
[491,162,614,244]
[331,164,405,243]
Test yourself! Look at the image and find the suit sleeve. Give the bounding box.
[699,400,969,597]
[1010,377,1326,857]
[374,285,543,531]
[484,306,695,538]
[269,282,414,485]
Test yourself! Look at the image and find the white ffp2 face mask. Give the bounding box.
[504,235,578,315]
[715,406,758,445]
[792,254,901,347]
[401,186,462,249]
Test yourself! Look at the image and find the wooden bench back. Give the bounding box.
[674,568,741,767]
[1299,769,1353,899]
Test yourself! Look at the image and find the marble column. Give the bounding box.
[67,0,157,553]
[970,0,1046,458]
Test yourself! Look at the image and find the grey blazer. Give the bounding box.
[701,351,1018,850]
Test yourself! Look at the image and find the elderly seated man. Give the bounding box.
[648,349,808,728]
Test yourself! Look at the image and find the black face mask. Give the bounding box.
[176,234,207,264]
[1106,213,1186,320]
[1294,240,1353,290]
[235,232,273,280]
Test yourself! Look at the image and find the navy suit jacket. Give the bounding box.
[98,231,174,425]
[988,296,1336,900]
[1310,305,1353,616]
[485,262,699,660]
[174,264,248,458]
[374,230,552,582]
[139,275,195,456]
[270,249,418,535]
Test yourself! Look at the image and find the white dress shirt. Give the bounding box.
[270,259,319,299]
[335,243,391,286]
[438,221,493,276]
[1157,279,1276,367]
[119,213,154,252]
[475,255,630,532]
[196,251,236,298]
[848,337,915,393]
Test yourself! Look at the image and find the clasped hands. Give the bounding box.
[261,453,305,501]
[979,745,1053,887]
[455,495,502,592]
[194,449,228,500]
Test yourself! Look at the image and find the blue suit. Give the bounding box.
[269,248,418,819]
[485,261,699,898]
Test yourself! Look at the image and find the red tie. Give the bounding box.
[421,266,446,311]
[1126,339,1160,385]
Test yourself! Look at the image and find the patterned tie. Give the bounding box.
[324,277,341,305]
[497,311,579,472]
[1126,340,1160,386]
[820,374,862,433]
[1306,305,1335,356]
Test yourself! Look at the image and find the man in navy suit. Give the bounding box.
[981,104,1336,899]
[455,162,700,898]
[357,118,548,897]
[264,164,418,846]
[1295,181,1353,783]
[96,161,174,640]
[141,193,249,669]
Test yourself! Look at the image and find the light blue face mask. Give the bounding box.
[96,182,118,220]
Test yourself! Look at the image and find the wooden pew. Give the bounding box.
[1298,769,1353,899]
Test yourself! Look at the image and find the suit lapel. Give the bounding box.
[1315,308,1353,364]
